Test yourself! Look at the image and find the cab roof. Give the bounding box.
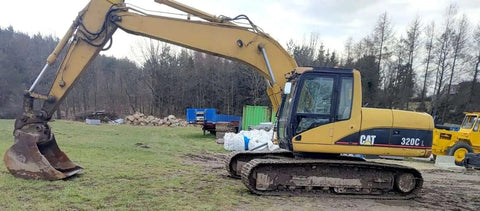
[285,66,356,80]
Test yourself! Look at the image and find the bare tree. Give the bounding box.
[286,33,321,66]
[468,24,480,109]
[348,36,381,107]
[441,14,470,120]
[432,4,457,118]
[419,22,436,111]
[343,37,354,67]
[403,16,422,109]
[373,12,394,89]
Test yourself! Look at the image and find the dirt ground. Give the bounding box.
[185,152,480,211]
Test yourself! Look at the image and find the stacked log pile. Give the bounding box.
[125,112,188,127]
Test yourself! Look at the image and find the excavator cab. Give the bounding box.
[277,67,355,152]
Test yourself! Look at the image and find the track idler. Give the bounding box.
[4,123,82,180]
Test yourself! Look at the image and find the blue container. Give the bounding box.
[216,114,242,123]
[186,108,241,124]
[186,108,216,124]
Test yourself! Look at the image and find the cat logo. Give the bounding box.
[360,135,376,146]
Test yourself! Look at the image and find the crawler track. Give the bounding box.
[241,158,423,199]
[225,150,294,178]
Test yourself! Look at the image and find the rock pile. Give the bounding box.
[125,112,188,127]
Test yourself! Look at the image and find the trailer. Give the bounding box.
[186,108,241,136]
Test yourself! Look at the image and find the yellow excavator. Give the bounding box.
[4,0,433,199]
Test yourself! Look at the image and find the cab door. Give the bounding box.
[291,73,336,145]
[470,117,480,152]
[331,76,361,145]
[286,70,361,151]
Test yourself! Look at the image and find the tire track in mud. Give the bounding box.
[413,169,480,210]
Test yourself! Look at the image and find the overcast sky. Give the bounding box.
[1,0,480,63]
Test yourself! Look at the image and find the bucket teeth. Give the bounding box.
[4,125,82,180]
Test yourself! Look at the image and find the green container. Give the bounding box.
[242,105,271,130]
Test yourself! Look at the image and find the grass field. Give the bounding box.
[0,120,269,210]
[3,120,480,210]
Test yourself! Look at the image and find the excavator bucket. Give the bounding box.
[4,124,82,180]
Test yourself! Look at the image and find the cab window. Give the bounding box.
[295,77,334,134]
[296,77,333,114]
[461,116,477,129]
[474,119,480,132]
[337,77,353,121]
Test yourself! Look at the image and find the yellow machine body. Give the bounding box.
[287,70,433,157]
[432,112,480,163]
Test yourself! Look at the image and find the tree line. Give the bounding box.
[0,26,269,119]
[0,3,479,123]
[288,4,480,123]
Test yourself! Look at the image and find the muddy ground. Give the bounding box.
[184,152,480,211]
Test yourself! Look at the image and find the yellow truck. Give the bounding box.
[432,112,480,165]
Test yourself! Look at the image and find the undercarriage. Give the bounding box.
[226,151,423,199]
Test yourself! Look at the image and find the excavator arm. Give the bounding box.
[42,0,297,118]
[4,0,297,180]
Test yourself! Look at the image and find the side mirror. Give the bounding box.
[284,82,292,95]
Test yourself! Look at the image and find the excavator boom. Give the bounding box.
[4,0,296,180]
[40,0,297,118]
